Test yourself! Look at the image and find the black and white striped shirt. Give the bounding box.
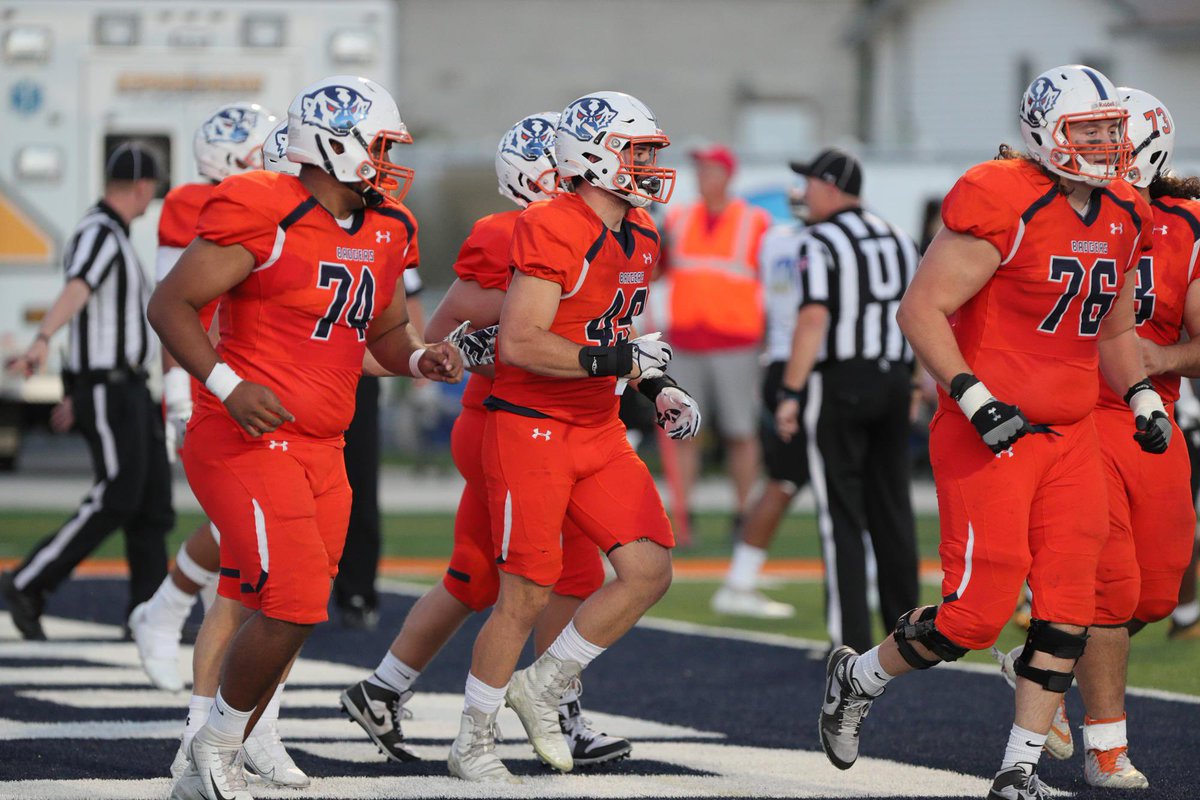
[798,207,918,366]
[63,201,155,374]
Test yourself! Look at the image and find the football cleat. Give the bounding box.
[447,706,521,783]
[1084,745,1149,789]
[711,585,795,619]
[992,646,1074,760]
[818,646,876,770]
[188,725,252,800]
[1,571,46,641]
[242,720,310,788]
[505,654,581,772]
[128,601,184,692]
[169,738,189,781]
[339,679,420,762]
[988,765,1048,800]
[559,680,631,767]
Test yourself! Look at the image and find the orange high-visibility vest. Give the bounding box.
[664,198,770,350]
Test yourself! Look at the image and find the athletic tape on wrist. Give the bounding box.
[956,380,994,419]
[1127,385,1165,420]
[408,348,427,378]
[204,363,243,403]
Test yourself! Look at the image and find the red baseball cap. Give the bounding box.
[690,144,737,175]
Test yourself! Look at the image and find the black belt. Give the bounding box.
[64,367,149,387]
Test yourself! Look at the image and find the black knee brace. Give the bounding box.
[892,606,969,669]
[1013,619,1088,693]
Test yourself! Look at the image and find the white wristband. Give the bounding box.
[1128,386,1165,420]
[409,348,427,378]
[204,362,243,403]
[956,380,995,419]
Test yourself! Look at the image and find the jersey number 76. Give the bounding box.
[1037,256,1118,336]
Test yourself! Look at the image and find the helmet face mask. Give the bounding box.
[1019,65,1132,187]
[556,91,676,208]
[194,102,278,181]
[286,75,414,204]
[1117,87,1175,189]
[496,112,562,207]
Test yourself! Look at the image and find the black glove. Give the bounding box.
[1126,379,1172,455]
[950,373,1032,454]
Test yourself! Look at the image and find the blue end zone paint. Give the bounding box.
[2,577,1198,799]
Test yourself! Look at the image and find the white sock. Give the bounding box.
[1083,714,1128,752]
[249,684,285,738]
[726,542,768,591]
[145,577,195,628]
[1001,724,1046,771]
[182,694,213,752]
[207,690,253,744]
[546,621,605,669]
[368,651,420,693]
[848,646,892,697]
[1173,600,1200,627]
[464,673,507,715]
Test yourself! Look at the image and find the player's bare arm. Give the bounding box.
[774,303,830,442]
[426,278,505,379]
[148,237,294,437]
[895,228,1001,388]
[362,295,432,377]
[1097,267,1148,392]
[365,278,463,382]
[6,278,91,377]
[1142,279,1200,376]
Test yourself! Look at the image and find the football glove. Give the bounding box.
[950,373,1031,454]
[629,331,673,378]
[444,320,497,368]
[638,369,702,440]
[163,367,192,463]
[1126,380,1171,454]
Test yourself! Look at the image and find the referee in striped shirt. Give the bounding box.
[775,148,920,653]
[2,143,174,640]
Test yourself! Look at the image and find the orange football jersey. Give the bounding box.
[938,158,1151,425]
[192,170,418,441]
[1097,195,1200,409]
[159,182,220,329]
[453,209,520,412]
[490,193,660,426]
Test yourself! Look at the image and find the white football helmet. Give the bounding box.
[1019,65,1131,187]
[496,112,561,207]
[286,75,414,204]
[262,121,300,177]
[1117,87,1174,189]
[193,102,278,181]
[556,91,674,207]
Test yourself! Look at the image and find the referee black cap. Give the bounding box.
[105,142,161,182]
[790,148,863,197]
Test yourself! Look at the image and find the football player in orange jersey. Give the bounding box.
[445,92,700,783]
[149,76,461,800]
[341,112,632,768]
[129,103,279,699]
[816,65,1171,800]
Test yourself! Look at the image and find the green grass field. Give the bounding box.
[2,509,1197,695]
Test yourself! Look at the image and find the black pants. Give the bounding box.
[805,359,918,652]
[334,376,381,611]
[13,375,173,616]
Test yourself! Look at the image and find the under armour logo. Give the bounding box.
[376,230,391,243]
[531,428,551,441]
[268,440,289,451]
[642,252,652,265]
[995,447,1015,459]
[1111,222,1124,235]
[987,408,1001,421]
[1154,224,1168,235]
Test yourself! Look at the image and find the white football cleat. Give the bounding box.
[242,720,310,788]
[128,601,184,692]
[560,694,631,766]
[1084,745,1149,789]
[711,585,795,619]
[169,738,189,781]
[188,725,253,800]
[505,654,580,772]
[447,706,521,783]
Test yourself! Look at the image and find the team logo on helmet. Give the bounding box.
[300,85,373,135]
[561,97,618,142]
[270,124,288,153]
[201,107,259,144]
[503,117,556,162]
[1022,77,1061,127]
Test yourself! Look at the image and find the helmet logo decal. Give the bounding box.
[301,85,373,135]
[503,117,556,161]
[202,107,259,144]
[561,97,619,142]
[1022,77,1061,127]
